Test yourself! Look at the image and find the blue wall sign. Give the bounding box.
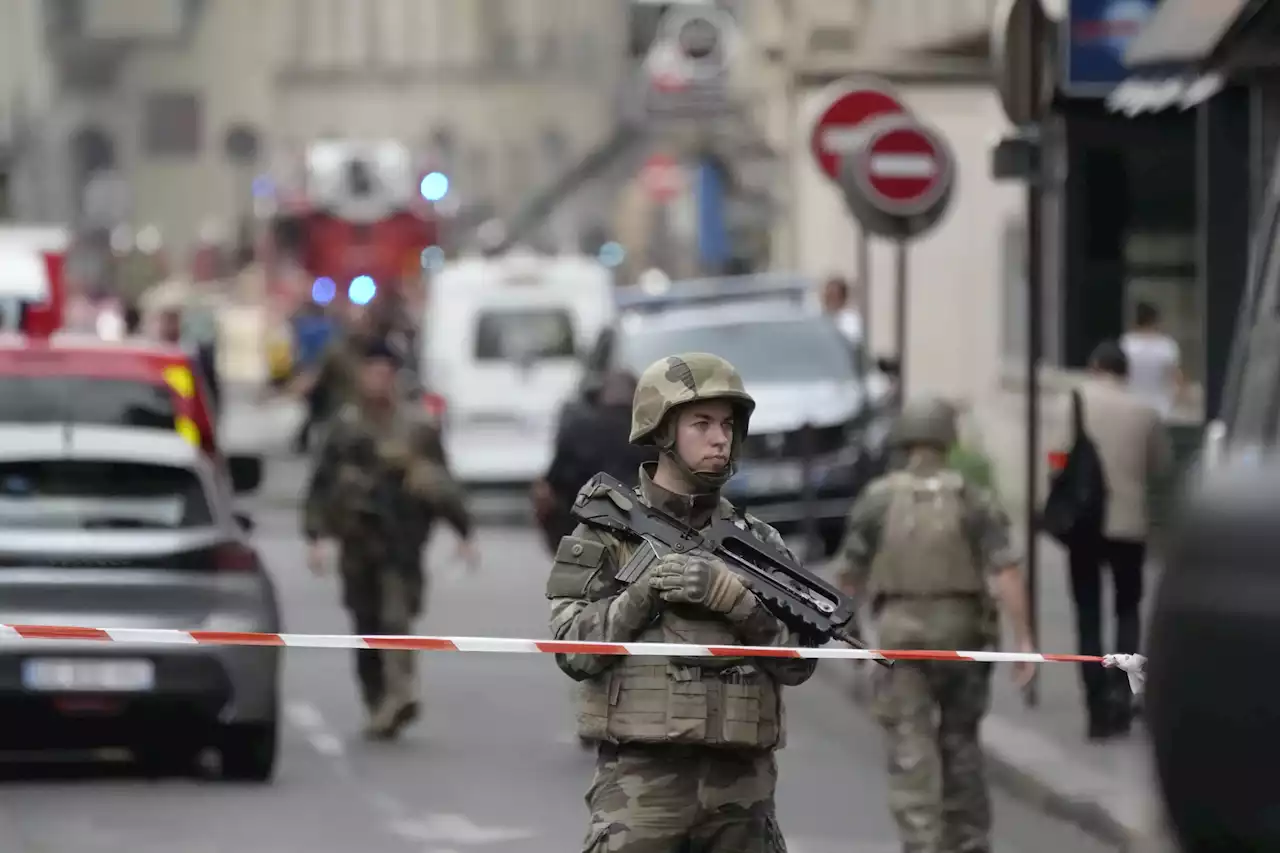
[1063,0,1158,96]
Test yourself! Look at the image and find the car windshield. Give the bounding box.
[0,377,176,429]
[616,318,864,383]
[0,460,212,530]
[474,308,576,361]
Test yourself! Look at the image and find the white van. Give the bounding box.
[421,250,615,487]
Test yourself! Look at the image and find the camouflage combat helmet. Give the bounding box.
[889,397,959,449]
[630,353,756,444]
[631,353,756,491]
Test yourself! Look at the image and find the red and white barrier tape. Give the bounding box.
[0,624,1103,664]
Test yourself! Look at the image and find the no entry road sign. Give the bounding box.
[851,118,953,219]
[808,78,905,183]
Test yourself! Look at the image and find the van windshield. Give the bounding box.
[474,309,576,361]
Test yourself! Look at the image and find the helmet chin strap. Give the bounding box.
[660,446,734,492]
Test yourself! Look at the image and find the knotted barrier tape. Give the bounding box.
[0,624,1111,665]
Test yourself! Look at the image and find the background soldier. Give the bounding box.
[546,352,816,853]
[833,397,1035,853]
[303,338,478,739]
[532,369,656,553]
[293,304,391,441]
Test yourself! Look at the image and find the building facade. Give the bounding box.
[6,0,628,256]
[740,0,1019,403]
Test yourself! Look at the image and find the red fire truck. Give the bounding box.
[266,140,441,307]
[0,226,69,336]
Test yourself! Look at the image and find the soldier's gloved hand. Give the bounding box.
[649,554,748,614]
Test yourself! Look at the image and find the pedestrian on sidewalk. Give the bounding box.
[1121,301,1184,420]
[1049,341,1172,740]
[819,274,866,343]
[833,397,1036,853]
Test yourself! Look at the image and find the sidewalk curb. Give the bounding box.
[818,662,1154,851]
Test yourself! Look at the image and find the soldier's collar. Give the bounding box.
[638,463,720,527]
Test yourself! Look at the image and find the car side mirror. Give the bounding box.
[228,454,263,494]
[875,356,900,377]
[233,511,256,533]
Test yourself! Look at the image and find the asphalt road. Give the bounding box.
[0,499,1117,853]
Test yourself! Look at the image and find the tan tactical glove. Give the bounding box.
[649,553,749,614]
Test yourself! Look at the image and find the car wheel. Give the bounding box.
[220,720,277,782]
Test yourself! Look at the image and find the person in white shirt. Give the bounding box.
[820,274,864,342]
[1120,302,1183,419]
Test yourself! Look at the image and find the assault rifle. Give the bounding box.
[571,473,890,668]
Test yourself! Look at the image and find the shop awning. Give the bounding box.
[1124,0,1256,70]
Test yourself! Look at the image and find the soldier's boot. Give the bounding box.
[364,651,418,740]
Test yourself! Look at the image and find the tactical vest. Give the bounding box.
[328,407,416,528]
[867,470,984,598]
[574,501,783,751]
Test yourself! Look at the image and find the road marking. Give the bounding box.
[789,841,900,853]
[285,700,540,847]
[285,701,346,758]
[391,813,537,845]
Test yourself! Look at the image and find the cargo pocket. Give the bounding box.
[666,667,708,741]
[719,682,761,745]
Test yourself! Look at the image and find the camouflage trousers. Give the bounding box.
[581,743,787,853]
[872,660,993,853]
[340,549,425,712]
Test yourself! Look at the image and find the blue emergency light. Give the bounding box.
[312,277,336,305]
[420,172,449,202]
[349,275,376,306]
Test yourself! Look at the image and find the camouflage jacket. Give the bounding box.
[303,400,471,553]
[833,452,1020,594]
[546,463,816,688]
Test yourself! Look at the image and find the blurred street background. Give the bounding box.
[2,0,1266,849]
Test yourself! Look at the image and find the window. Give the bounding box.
[474,308,576,361]
[0,460,211,530]
[0,377,176,430]
[617,318,860,384]
[143,92,202,157]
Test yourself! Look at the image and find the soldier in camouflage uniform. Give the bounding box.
[301,306,392,438]
[304,338,477,739]
[547,352,817,853]
[833,397,1036,853]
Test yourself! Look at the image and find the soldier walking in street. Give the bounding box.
[546,353,817,852]
[293,304,392,444]
[303,337,478,739]
[833,397,1036,853]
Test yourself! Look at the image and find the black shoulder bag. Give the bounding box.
[1040,389,1108,546]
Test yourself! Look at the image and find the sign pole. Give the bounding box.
[857,226,872,350]
[990,0,1052,709]
[1024,123,1043,708]
[893,237,908,395]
